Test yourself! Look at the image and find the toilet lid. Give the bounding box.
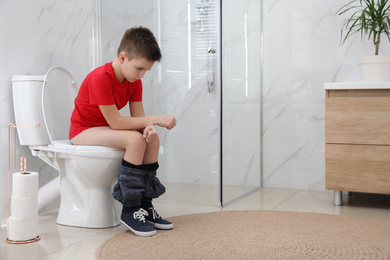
[42,67,78,143]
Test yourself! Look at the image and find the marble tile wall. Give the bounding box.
[262,0,390,190]
[0,0,95,226]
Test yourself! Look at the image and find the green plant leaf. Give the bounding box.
[337,0,390,54]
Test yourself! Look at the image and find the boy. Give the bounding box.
[69,27,176,237]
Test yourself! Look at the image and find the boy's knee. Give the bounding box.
[125,131,146,150]
[151,134,160,145]
[145,133,159,150]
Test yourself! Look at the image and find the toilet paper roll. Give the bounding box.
[7,216,38,241]
[11,195,38,219]
[12,172,39,197]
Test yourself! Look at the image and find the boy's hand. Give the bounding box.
[158,115,177,130]
[143,125,158,143]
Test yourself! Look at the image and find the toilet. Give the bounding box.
[12,67,125,228]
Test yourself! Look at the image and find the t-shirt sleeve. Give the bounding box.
[89,75,115,105]
[129,80,143,102]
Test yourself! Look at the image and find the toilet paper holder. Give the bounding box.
[6,123,41,244]
[20,156,28,174]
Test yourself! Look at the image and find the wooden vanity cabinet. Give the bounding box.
[325,89,390,204]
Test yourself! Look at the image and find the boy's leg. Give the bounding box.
[142,135,160,164]
[113,164,156,236]
[72,127,172,232]
[142,178,174,229]
[72,126,147,164]
[73,127,158,236]
[137,162,174,230]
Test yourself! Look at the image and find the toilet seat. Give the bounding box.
[42,67,79,144]
[48,141,124,158]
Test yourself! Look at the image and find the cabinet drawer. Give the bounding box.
[326,95,390,145]
[326,144,390,194]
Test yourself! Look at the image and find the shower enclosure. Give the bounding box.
[95,0,262,206]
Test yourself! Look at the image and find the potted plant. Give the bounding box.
[338,0,390,82]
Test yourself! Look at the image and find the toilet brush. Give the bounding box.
[6,123,41,244]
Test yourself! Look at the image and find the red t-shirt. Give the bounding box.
[69,62,143,139]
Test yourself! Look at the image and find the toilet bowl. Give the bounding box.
[12,67,125,228]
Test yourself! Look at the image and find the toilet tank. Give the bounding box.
[12,75,50,145]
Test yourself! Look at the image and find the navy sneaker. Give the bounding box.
[120,208,156,237]
[145,207,174,230]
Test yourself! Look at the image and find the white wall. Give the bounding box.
[0,0,95,226]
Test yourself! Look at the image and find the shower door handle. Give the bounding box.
[208,47,216,54]
[207,47,216,93]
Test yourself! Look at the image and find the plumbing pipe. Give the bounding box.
[38,176,60,211]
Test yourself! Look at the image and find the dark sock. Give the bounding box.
[122,159,159,171]
[141,198,153,209]
[121,159,144,170]
[122,205,140,214]
[140,162,159,171]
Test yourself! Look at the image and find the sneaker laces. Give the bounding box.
[151,208,161,220]
[133,208,149,223]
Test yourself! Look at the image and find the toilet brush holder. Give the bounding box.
[6,123,41,244]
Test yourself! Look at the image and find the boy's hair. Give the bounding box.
[117,26,162,62]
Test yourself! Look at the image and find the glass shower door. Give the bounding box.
[100,0,222,207]
[97,0,262,207]
[157,0,221,205]
[221,0,262,206]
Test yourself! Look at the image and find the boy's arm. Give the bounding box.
[99,104,176,130]
[129,102,146,133]
[129,102,159,142]
[129,102,145,117]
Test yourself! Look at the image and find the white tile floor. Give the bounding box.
[1,183,390,260]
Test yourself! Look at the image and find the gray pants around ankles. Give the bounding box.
[112,165,165,208]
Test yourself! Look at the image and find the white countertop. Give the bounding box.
[324,82,390,90]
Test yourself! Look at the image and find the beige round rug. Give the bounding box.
[96,210,390,260]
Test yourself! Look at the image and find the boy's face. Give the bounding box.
[120,52,155,82]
